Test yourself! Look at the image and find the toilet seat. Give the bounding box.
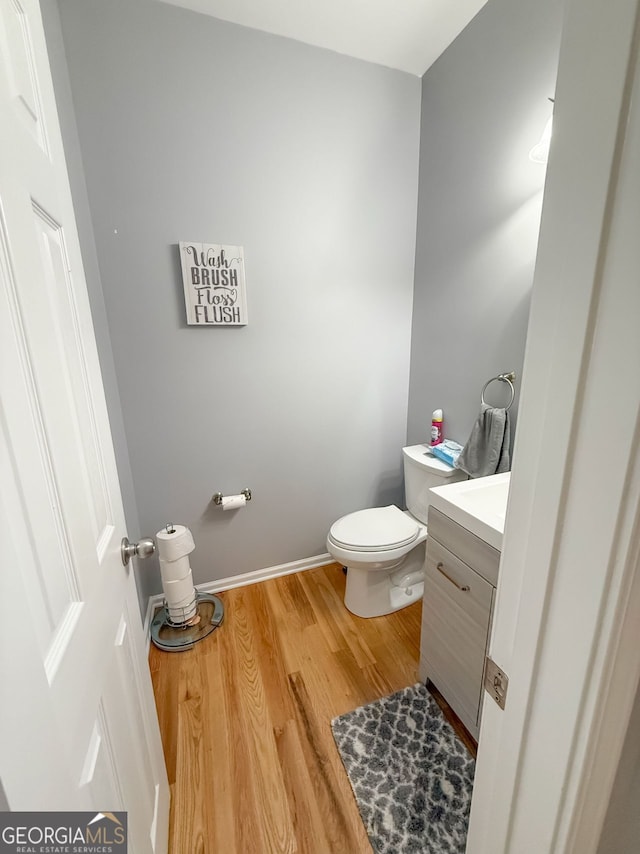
[328,505,419,553]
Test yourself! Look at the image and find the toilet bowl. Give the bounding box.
[327,505,428,617]
[327,445,466,618]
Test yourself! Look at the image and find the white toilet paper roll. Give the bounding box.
[221,494,246,511]
[156,524,195,561]
[163,574,196,605]
[159,555,192,584]
[164,574,197,621]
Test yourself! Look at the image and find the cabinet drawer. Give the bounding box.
[428,506,500,586]
[420,537,493,737]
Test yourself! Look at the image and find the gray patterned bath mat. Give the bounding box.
[331,683,475,853]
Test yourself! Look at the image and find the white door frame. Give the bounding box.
[467,0,640,851]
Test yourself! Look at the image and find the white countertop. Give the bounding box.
[428,472,510,550]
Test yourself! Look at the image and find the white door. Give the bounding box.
[0,0,169,850]
[467,0,640,851]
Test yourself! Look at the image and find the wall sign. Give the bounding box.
[179,242,247,326]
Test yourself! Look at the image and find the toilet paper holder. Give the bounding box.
[212,488,252,506]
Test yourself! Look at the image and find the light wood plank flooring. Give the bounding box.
[149,563,466,853]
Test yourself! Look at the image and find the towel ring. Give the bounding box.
[481,372,515,411]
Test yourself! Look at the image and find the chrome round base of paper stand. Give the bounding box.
[150,592,224,652]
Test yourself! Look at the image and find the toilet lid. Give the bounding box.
[329,506,420,552]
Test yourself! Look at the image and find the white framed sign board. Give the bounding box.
[179,242,247,325]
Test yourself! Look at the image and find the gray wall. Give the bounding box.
[54,0,421,589]
[407,0,564,447]
[40,0,148,612]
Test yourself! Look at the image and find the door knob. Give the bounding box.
[121,536,156,566]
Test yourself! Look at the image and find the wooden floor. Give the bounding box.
[149,563,471,854]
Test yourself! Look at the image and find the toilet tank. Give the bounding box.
[403,444,467,525]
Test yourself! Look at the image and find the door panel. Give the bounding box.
[0,0,48,151]
[0,0,169,848]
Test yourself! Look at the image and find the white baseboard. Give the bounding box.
[197,552,335,595]
[144,552,334,647]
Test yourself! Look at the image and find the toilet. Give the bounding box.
[327,444,467,618]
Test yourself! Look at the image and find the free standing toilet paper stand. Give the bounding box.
[126,523,226,653]
[150,591,224,652]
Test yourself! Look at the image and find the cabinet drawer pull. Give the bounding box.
[436,561,470,592]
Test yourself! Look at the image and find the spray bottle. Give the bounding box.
[430,409,443,446]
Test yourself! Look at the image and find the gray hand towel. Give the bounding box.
[455,404,511,478]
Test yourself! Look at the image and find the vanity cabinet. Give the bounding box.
[419,506,501,739]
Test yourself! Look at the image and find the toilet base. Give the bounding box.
[344,542,426,618]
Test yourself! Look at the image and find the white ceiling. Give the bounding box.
[159,0,488,77]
